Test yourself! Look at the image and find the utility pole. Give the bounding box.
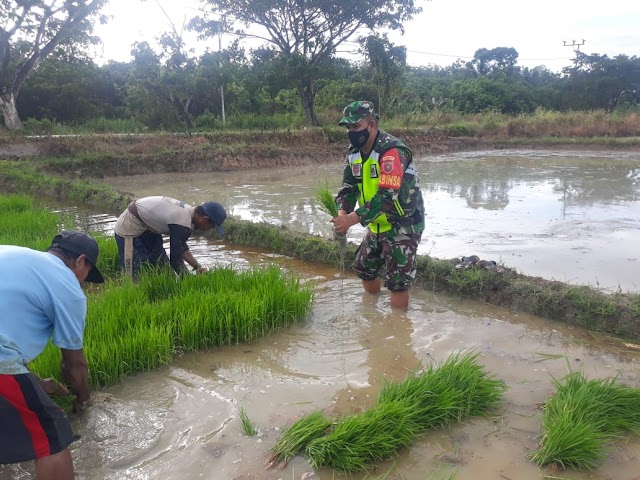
[218,17,226,127]
[563,39,585,52]
[563,40,585,108]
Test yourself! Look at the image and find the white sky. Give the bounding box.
[92,0,640,73]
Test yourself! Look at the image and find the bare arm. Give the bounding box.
[182,250,206,273]
[61,348,90,411]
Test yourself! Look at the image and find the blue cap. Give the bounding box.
[201,202,227,237]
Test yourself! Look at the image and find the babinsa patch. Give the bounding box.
[378,149,403,189]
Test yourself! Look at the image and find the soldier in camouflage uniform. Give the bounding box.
[331,101,425,308]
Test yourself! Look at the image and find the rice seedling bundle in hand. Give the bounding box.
[315,184,340,218]
[315,184,346,239]
[267,410,333,468]
[530,371,640,470]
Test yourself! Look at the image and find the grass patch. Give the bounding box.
[530,370,640,470]
[0,193,120,279]
[0,160,132,213]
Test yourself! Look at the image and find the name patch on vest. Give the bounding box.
[352,164,362,177]
[370,163,378,178]
[378,149,403,189]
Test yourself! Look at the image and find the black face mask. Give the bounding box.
[348,125,370,149]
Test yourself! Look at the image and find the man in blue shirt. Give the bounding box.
[0,230,104,480]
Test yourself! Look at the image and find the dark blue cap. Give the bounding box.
[201,202,227,237]
[50,230,104,283]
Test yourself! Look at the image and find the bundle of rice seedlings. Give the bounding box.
[303,351,505,474]
[530,371,640,469]
[315,183,339,218]
[306,401,423,473]
[267,410,333,468]
[378,351,507,428]
[315,184,347,271]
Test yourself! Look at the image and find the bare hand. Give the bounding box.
[195,266,208,274]
[72,397,92,413]
[39,378,69,397]
[331,212,360,234]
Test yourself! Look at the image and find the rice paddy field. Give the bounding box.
[2,184,640,479]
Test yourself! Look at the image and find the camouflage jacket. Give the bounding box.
[335,129,425,234]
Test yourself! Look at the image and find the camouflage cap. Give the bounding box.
[338,101,376,126]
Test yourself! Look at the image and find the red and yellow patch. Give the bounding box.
[378,149,403,189]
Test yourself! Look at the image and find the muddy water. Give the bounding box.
[4,150,640,480]
[5,254,640,480]
[104,149,640,292]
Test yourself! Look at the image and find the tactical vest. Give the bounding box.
[347,137,416,233]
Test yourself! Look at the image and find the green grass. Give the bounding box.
[0,193,120,278]
[530,371,640,469]
[0,160,132,213]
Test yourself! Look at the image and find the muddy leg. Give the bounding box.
[390,290,409,309]
[35,449,75,480]
[362,278,381,294]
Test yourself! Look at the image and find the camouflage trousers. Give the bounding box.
[352,230,422,292]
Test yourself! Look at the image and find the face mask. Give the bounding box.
[348,124,370,149]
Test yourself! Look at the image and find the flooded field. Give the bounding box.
[104,149,640,292]
[4,149,640,480]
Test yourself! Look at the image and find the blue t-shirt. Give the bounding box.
[0,246,87,374]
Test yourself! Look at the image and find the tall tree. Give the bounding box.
[0,0,106,129]
[361,34,406,115]
[563,52,640,112]
[194,0,422,126]
[468,47,519,78]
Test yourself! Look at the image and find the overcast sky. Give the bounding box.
[93,0,640,73]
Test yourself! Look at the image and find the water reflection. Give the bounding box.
[100,149,640,291]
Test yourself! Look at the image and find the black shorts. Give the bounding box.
[0,373,76,463]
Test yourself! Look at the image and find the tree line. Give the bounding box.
[2,1,640,132]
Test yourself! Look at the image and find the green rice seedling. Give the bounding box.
[0,195,67,248]
[315,183,339,218]
[378,351,507,428]
[0,194,33,212]
[314,182,347,268]
[267,410,333,468]
[530,371,640,469]
[306,401,423,474]
[296,352,504,474]
[0,194,120,277]
[32,264,312,388]
[239,407,258,436]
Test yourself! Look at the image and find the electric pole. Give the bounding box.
[563,40,585,108]
[563,40,585,52]
[219,17,226,127]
